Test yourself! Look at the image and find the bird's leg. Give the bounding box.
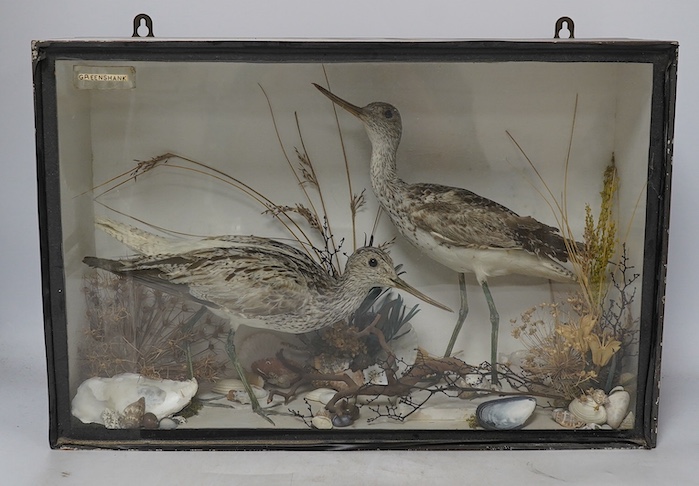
[182,306,208,380]
[444,273,468,358]
[225,330,275,426]
[480,281,500,387]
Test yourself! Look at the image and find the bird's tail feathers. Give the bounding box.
[83,255,128,273]
[95,217,172,256]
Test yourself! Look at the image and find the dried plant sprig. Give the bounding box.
[90,152,319,261]
[506,97,630,319]
[293,111,342,272]
[322,66,360,251]
[351,188,367,216]
[81,272,228,382]
[580,159,619,309]
[264,204,322,232]
[511,248,640,398]
[295,148,318,188]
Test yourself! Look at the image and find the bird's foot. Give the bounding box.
[252,402,276,426]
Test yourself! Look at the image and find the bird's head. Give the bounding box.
[343,247,452,312]
[314,84,402,149]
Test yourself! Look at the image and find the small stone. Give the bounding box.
[332,414,354,427]
[159,417,178,430]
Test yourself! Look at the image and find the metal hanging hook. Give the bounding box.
[554,16,575,39]
[132,13,155,38]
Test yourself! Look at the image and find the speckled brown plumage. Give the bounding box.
[84,219,449,334]
[315,83,577,381]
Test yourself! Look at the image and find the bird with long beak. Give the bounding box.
[314,83,576,386]
[84,218,451,420]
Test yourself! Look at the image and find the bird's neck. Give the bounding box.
[369,142,406,200]
[331,273,374,320]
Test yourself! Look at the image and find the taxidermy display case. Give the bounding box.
[33,19,677,449]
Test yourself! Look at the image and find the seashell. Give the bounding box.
[100,408,123,429]
[581,423,613,430]
[72,373,198,425]
[122,396,146,429]
[619,411,635,430]
[588,389,608,406]
[476,396,537,430]
[311,410,333,430]
[225,386,268,405]
[304,387,337,405]
[212,378,266,397]
[552,408,585,429]
[605,388,631,429]
[142,412,159,429]
[568,396,607,425]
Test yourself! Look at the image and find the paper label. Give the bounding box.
[73,66,136,90]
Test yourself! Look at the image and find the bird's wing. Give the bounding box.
[85,244,332,318]
[408,183,570,261]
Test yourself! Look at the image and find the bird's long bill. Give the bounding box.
[391,277,453,313]
[313,83,364,119]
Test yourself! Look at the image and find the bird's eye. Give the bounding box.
[368,258,378,267]
[384,109,393,119]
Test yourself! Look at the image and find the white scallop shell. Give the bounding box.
[568,396,607,425]
[605,387,631,429]
[72,373,198,424]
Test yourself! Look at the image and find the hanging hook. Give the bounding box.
[554,16,575,39]
[132,13,155,38]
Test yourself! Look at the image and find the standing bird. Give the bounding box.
[84,218,450,420]
[314,84,576,385]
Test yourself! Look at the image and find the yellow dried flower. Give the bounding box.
[588,333,621,367]
[555,314,596,354]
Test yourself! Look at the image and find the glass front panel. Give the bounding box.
[55,57,652,434]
